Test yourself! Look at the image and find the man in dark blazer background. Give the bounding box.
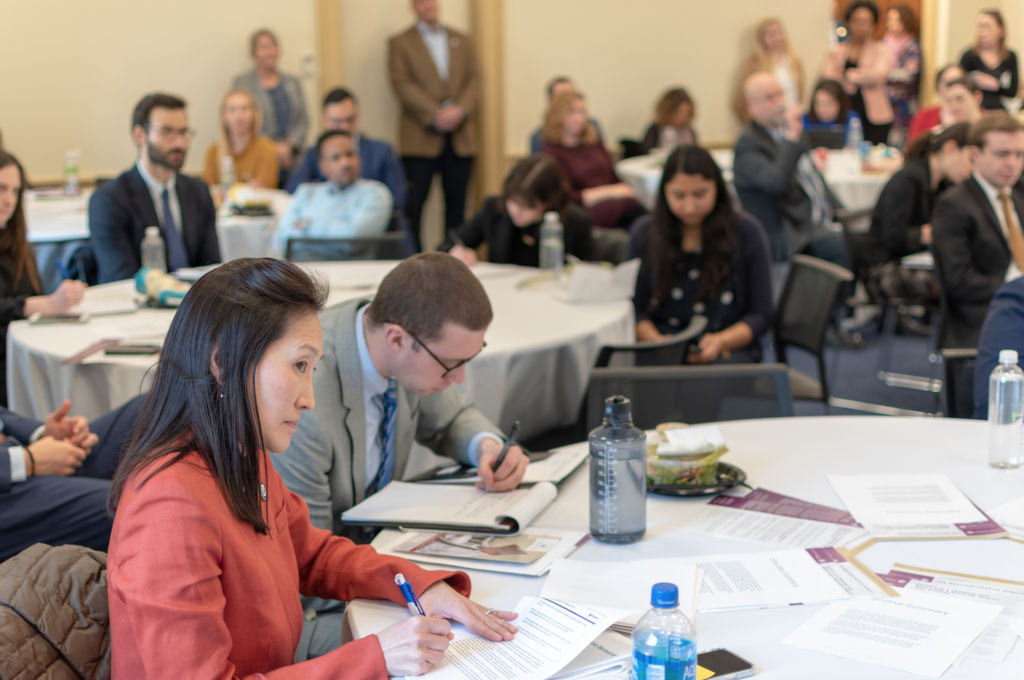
[389,0,480,252]
[89,93,220,284]
[974,276,1024,418]
[733,72,848,267]
[931,113,1024,349]
[0,395,141,562]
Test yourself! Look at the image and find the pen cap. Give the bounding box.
[603,395,633,427]
[650,582,679,608]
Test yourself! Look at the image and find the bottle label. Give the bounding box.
[647,664,665,680]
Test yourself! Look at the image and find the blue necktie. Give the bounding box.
[161,188,189,271]
[372,378,398,493]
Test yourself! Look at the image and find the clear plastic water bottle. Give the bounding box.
[988,349,1024,469]
[539,211,564,280]
[141,227,167,273]
[63,150,80,197]
[220,155,237,196]
[846,116,863,153]
[589,395,646,544]
[632,583,697,680]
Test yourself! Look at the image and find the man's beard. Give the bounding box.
[148,144,186,171]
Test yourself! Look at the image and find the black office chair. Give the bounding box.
[941,348,978,418]
[284,233,412,263]
[65,245,98,286]
[594,316,707,367]
[582,364,793,432]
[774,254,854,405]
[589,227,630,265]
[619,138,645,159]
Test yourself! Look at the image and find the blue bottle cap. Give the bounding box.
[651,582,679,607]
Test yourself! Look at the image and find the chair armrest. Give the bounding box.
[595,315,708,367]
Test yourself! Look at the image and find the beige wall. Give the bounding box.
[0,0,318,182]
[504,0,832,155]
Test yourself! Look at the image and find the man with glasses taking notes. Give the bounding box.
[273,252,529,660]
[89,93,220,283]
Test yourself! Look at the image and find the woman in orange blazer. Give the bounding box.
[822,0,894,145]
[105,259,517,679]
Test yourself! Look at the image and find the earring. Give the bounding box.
[219,392,224,399]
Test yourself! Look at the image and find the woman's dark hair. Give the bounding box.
[905,122,971,160]
[845,0,879,25]
[648,146,736,313]
[889,4,917,36]
[107,258,328,534]
[934,63,962,89]
[945,75,980,95]
[131,93,186,132]
[654,87,695,128]
[502,154,572,217]
[808,79,851,124]
[0,152,41,294]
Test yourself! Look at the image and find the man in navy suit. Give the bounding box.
[0,396,141,562]
[284,87,407,211]
[89,93,220,284]
[974,277,1024,418]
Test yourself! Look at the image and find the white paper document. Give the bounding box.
[826,474,1004,539]
[68,297,140,316]
[550,630,632,680]
[341,481,558,534]
[558,259,641,304]
[988,496,1024,542]
[901,579,1024,664]
[782,589,1004,678]
[1012,619,1024,642]
[677,504,871,549]
[403,597,633,680]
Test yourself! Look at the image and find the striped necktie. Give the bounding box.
[370,378,398,494]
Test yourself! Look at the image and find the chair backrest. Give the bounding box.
[594,315,708,368]
[285,234,411,263]
[583,363,794,432]
[775,254,854,357]
[619,138,645,160]
[941,348,978,418]
[589,227,630,265]
[66,245,99,286]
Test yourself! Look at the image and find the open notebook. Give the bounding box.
[341,481,558,535]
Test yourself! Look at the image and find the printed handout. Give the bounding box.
[782,588,1004,677]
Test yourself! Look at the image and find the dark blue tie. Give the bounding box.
[161,187,189,271]
[370,378,398,494]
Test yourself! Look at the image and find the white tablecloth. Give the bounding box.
[617,150,891,214]
[346,416,1024,679]
[7,262,633,439]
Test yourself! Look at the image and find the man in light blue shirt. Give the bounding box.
[278,130,392,256]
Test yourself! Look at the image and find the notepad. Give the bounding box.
[341,481,557,535]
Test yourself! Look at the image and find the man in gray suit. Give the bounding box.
[273,252,529,660]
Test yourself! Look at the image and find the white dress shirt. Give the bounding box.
[416,21,450,82]
[7,423,48,484]
[355,305,499,491]
[973,172,1024,282]
[136,160,182,233]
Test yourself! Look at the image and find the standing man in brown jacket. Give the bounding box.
[389,0,480,251]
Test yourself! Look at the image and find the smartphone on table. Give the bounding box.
[697,648,755,679]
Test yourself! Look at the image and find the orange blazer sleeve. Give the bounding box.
[108,456,469,680]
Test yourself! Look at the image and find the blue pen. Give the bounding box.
[395,573,425,616]
[56,261,70,280]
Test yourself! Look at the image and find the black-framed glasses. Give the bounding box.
[403,328,486,378]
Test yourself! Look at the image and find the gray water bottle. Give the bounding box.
[589,395,646,544]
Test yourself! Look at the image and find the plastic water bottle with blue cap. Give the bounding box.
[632,582,697,680]
[988,349,1024,468]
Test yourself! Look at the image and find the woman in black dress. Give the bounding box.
[440,154,592,267]
[0,152,86,405]
[630,146,773,364]
[959,9,1019,112]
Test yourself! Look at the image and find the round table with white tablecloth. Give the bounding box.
[616,150,892,214]
[346,416,1024,680]
[7,262,633,441]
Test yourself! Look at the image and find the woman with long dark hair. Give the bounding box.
[629,146,773,364]
[106,258,516,678]
[440,153,592,266]
[0,151,85,405]
[803,78,863,145]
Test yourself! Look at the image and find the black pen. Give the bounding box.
[492,421,520,474]
[448,229,466,248]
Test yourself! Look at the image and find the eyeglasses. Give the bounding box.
[403,327,486,378]
[145,125,197,141]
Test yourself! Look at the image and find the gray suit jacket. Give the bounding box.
[232,70,309,149]
[271,298,496,540]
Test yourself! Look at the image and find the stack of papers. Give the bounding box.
[676,487,871,549]
[987,495,1024,543]
[68,298,140,316]
[783,588,1004,678]
[557,259,641,304]
[398,596,635,680]
[876,564,1024,666]
[827,474,1007,540]
[373,527,589,577]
